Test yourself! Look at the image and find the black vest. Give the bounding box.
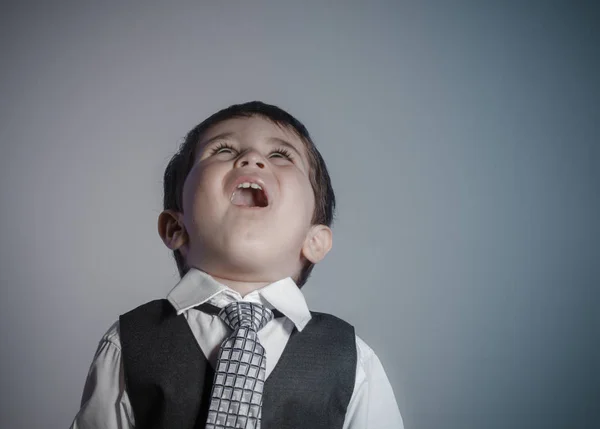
[119,299,356,429]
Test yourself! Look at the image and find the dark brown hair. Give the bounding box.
[162,101,335,287]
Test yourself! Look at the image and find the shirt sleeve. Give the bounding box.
[69,321,135,429]
[343,335,405,429]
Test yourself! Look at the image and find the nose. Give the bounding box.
[235,150,265,169]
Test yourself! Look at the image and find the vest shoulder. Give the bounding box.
[120,299,172,319]
[308,311,355,330]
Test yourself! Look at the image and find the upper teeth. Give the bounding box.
[237,182,262,190]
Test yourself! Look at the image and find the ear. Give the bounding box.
[301,224,333,264]
[157,209,188,252]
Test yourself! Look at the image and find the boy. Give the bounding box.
[70,101,404,429]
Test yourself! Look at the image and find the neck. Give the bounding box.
[210,274,272,297]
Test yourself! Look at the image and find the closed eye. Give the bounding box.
[208,142,294,162]
[209,142,237,155]
[269,148,294,161]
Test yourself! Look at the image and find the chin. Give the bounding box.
[222,242,290,275]
[226,242,273,266]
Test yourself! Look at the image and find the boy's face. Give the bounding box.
[175,116,325,283]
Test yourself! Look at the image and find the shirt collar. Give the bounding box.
[166,267,312,331]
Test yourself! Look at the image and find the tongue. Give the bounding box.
[231,189,257,207]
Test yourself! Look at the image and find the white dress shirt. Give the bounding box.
[69,268,404,429]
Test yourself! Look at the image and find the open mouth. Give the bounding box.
[230,182,269,208]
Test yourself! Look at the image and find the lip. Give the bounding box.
[228,174,271,207]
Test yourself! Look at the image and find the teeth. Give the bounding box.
[237,182,262,190]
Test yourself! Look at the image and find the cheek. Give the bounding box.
[182,167,202,213]
[182,164,223,218]
[282,174,315,224]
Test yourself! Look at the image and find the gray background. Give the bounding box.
[1,1,598,428]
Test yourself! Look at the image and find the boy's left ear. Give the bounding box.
[301,225,333,264]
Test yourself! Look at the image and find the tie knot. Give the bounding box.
[219,301,273,332]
